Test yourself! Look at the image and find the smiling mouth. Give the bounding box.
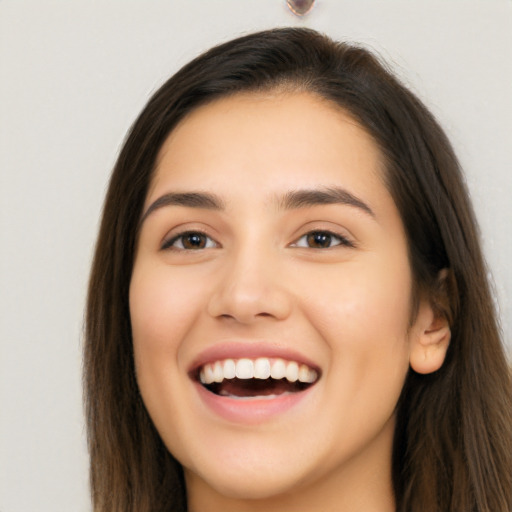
[195,357,319,399]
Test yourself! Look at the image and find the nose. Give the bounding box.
[207,245,292,324]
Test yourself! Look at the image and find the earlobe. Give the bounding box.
[409,301,451,375]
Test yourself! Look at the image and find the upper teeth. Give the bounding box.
[199,358,318,385]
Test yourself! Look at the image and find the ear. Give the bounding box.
[409,275,451,375]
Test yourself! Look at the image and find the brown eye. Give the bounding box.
[162,231,216,250]
[182,233,207,249]
[307,232,333,248]
[292,230,354,249]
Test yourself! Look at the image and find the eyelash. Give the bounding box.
[161,229,354,251]
[161,231,218,251]
[291,230,354,249]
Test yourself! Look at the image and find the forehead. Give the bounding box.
[147,91,388,210]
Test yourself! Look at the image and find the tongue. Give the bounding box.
[209,378,303,398]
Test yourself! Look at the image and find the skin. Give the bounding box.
[129,92,450,512]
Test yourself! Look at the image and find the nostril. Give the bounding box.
[208,291,292,324]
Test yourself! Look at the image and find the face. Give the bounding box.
[130,92,427,506]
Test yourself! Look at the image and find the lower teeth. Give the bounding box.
[206,377,310,398]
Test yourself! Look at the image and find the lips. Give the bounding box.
[189,343,321,423]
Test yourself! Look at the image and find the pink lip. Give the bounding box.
[188,341,320,374]
[194,380,316,425]
[189,341,320,424]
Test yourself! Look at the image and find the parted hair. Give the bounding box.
[84,27,512,512]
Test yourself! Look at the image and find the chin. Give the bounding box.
[185,462,311,501]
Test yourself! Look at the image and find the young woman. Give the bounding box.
[84,28,512,512]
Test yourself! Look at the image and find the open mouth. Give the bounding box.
[195,357,319,399]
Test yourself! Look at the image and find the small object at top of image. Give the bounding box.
[287,0,315,16]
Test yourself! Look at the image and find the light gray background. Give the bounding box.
[1,1,510,511]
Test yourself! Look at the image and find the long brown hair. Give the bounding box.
[84,28,512,511]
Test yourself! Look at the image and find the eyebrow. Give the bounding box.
[277,187,375,217]
[140,192,225,225]
[140,186,375,226]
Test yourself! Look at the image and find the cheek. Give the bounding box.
[129,264,206,357]
[280,256,413,472]
[128,263,208,454]
[128,262,209,426]
[298,256,412,400]
[302,256,412,340]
